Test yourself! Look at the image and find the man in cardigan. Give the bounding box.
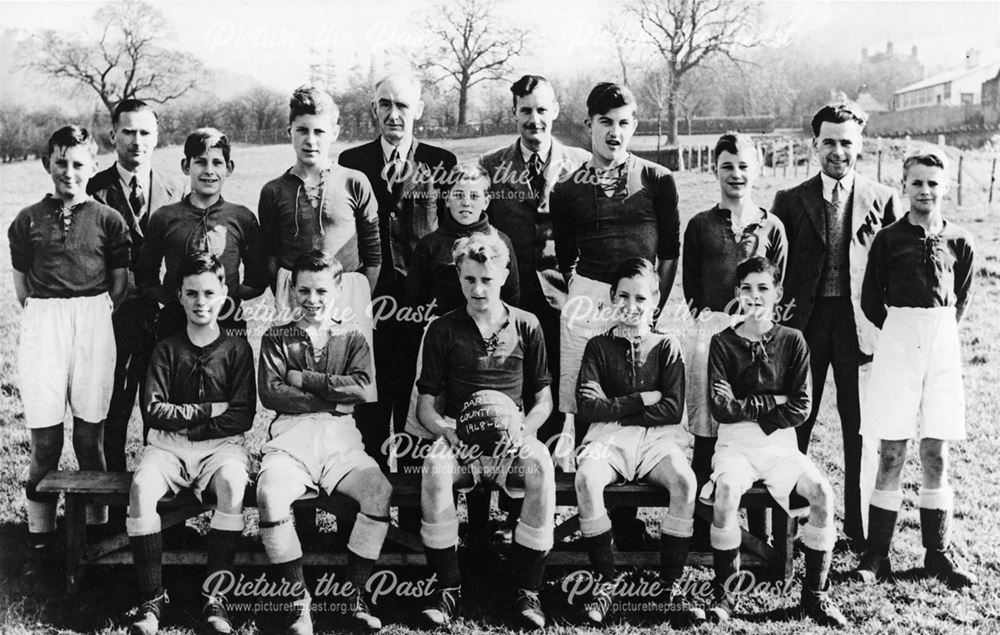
[771,102,898,550]
[88,99,186,477]
[338,73,457,471]
[478,74,590,449]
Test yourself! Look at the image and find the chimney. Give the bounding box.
[966,48,980,69]
[911,45,918,59]
[886,41,893,56]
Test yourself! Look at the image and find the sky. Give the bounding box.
[2,0,1000,94]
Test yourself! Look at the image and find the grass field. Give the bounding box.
[0,138,998,634]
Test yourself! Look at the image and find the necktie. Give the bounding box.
[528,152,544,195]
[386,149,400,193]
[129,175,146,217]
[831,181,843,209]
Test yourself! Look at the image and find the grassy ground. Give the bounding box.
[1,139,999,633]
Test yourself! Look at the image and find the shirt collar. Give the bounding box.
[381,136,412,163]
[820,171,855,203]
[519,138,552,166]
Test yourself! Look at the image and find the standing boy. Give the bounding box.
[339,74,455,470]
[127,253,255,635]
[416,233,556,630]
[681,133,786,543]
[135,128,266,340]
[88,99,186,475]
[573,258,695,624]
[256,251,391,634]
[853,151,976,589]
[9,125,130,577]
[705,257,845,627]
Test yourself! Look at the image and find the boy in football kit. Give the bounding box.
[706,257,845,627]
[258,86,381,395]
[573,258,696,624]
[853,151,976,589]
[681,133,787,544]
[127,253,256,635]
[257,251,391,634]
[135,128,266,340]
[8,125,130,578]
[416,232,556,630]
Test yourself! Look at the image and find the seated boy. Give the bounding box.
[706,256,845,627]
[135,128,266,339]
[8,125,130,578]
[573,258,695,624]
[416,233,555,630]
[128,253,256,635]
[854,151,976,589]
[257,251,391,634]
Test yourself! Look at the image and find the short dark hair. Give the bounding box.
[902,150,949,178]
[510,75,552,108]
[290,250,344,286]
[610,257,660,295]
[713,132,758,164]
[183,127,231,163]
[735,256,781,286]
[177,252,225,286]
[112,99,156,127]
[46,125,98,158]
[586,82,637,117]
[289,85,339,125]
[810,102,868,136]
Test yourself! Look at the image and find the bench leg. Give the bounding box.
[64,494,87,594]
[771,506,796,582]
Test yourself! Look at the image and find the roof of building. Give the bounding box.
[895,60,1000,95]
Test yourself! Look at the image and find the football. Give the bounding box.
[455,389,521,456]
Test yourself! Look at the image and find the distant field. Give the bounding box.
[1,139,999,634]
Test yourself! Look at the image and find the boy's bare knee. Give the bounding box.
[574,462,607,501]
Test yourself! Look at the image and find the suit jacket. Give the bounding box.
[771,172,898,355]
[479,138,590,306]
[88,163,186,294]
[338,138,457,294]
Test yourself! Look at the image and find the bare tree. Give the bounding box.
[30,0,204,117]
[625,0,761,144]
[414,0,528,127]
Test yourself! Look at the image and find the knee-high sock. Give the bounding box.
[919,486,954,553]
[127,515,163,601]
[868,489,903,557]
[511,520,553,591]
[801,522,836,593]
[580,513,615,580]
[346,512,390,591]
[260,516,307,600]
[421,518,461,589]
[710,524,741,597]
[206,511,245,585]
[25,483,58,535]
[659,512,694,585]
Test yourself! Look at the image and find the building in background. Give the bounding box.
[893,49,1000,111]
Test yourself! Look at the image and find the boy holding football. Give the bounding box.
[573,258,696,623]
[854,151,976,589]
[257,251,391,634]
[134,128,266,339]
[127,253,256,635]
[9,125,130,579]
[706,256,845,627]
[416,232,555,629]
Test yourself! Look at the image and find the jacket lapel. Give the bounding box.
[802,174,827,245]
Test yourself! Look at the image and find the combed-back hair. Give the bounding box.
[290,250,344,285]
[713,132,758,164]
[611,257,660,295]
[177,252,225,286]
[183,127,231,163]
[735,255,781,286]
[112,99,156,126]
[586,82,637,117]
[289,85,339,125]
[46,125,98,158]
[452,232,510,270]
[510,74,552,108]
[810,102,868,136]
[902,150,949,178]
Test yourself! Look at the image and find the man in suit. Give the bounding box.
[88,99,186,475]
[479,75,590,449]
[771,102,899,550]
[338,73,457,472]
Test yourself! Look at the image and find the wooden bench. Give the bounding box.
[38,470,800,594]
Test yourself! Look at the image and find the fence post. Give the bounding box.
[990,157,996,205]
[678,146,685,172]
[957,155,963,207]
[877,150,882,183]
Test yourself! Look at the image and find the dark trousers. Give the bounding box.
[798,297,863,540]
[104,297,158,472]
[522,279,565,445]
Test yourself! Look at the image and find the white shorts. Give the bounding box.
[136,429,249,501]
[259,412,379,497]
[578,422,691,482]
[404,321,439,441]
[426,437,527,500]
[18,294,116,428]
[707,423,819,513]
[560,275,613,414]
[274,268,377,402]
[861,307,965,441]
[678,311,737,438]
